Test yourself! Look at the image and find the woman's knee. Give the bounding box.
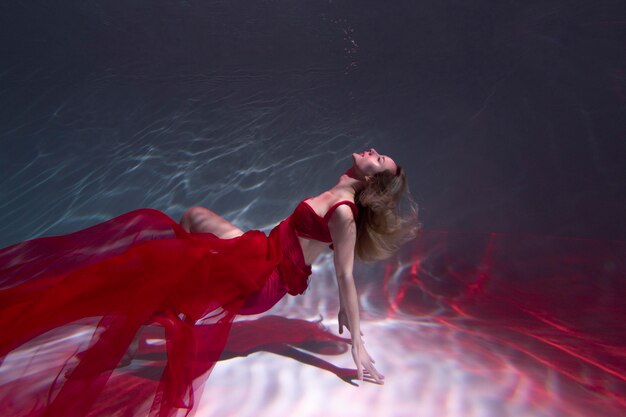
[179,207,190,230]
[179,206,207,232]
[179,206,243,238]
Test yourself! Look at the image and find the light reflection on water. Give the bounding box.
[0,68,363,249]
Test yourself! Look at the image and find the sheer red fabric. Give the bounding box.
[3,207,625,416]
[0,208,311,417]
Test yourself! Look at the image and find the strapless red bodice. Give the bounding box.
[288,198,358,244]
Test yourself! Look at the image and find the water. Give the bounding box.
[1,1,625,416]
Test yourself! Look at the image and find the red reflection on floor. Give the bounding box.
[384,230,626,416]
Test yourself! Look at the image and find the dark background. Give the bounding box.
[1,0,625,248]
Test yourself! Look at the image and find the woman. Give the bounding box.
[0,148,419,417]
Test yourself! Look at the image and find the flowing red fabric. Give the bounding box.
[0,208,310,417]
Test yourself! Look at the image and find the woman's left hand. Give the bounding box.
[351,337,384,384]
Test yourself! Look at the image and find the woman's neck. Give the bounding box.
[327,168,365,200]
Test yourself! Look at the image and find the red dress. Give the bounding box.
[0,199,358,417]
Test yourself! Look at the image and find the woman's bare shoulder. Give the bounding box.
[306,191,354,212]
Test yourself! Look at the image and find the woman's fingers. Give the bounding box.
[359,346,384,383]
[339,311,353,335]
[338,313,348,334]
[338,311,365,339]
[352,343,384,384]
[351,345,364,380]
[364,362,384,384]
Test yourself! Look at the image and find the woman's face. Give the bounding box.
[352,148,397,177]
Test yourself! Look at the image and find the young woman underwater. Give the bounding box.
[0,148,419,417]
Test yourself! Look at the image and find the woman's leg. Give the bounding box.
[179,206,244,238]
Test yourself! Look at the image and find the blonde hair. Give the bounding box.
[354,166,421,262]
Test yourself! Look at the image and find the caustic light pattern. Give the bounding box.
[370,231,625,417]
[1,230,625,417]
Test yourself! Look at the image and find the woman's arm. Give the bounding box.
[328,205,384,384]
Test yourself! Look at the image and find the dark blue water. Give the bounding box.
[2,0,625,247]
[1,1,625,416]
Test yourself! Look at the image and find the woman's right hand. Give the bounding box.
[338,308,362,336]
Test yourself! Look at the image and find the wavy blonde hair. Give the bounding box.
[354,166,421,262]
